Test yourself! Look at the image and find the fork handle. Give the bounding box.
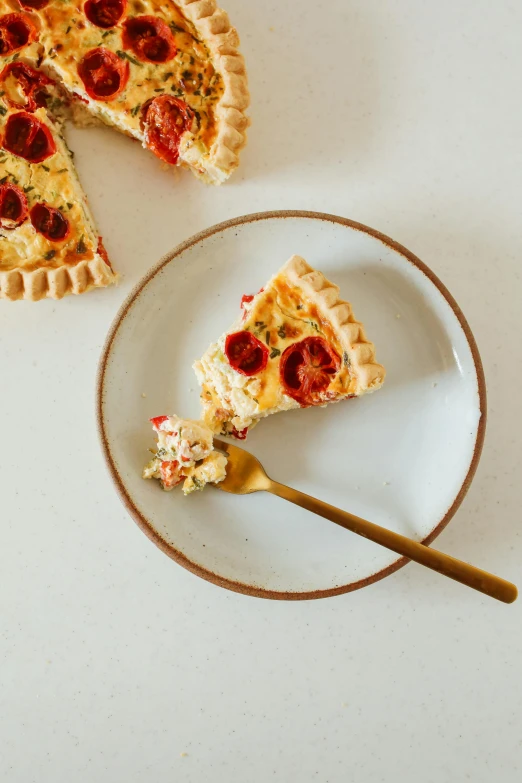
[267,481,517,604]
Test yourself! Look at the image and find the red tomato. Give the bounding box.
[30,204,70,242]
[150,415,169,431]
[122,16,176,63]
[0,13,37,56]
[141,95,193,165]
[225,331,269,376]
[96,236,112,268]
[280,336,341,406]
[17,1,50,9]
[84,0,126,29]
[159,460,181,490]
[0,63,54,112]
[78,48,129,101]
[2,112,56,163]
[230,425,248,440]
[0,184,28,229]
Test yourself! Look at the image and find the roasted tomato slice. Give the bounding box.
[0,63,54,112]
[2,112,56,163]
[141,95,193,165]
[280,336,341,406]
[84,0,126,28]
[0,184,28,229]
[0,13,37,56]
[160,460,181,489]
[225,331,269,376]
[18,0,50,9]
[30,203,70,242]
[78,48,129,101]
[122,16,176,63]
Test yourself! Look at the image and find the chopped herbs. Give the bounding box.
[156,448,168,459]
[44,250,56,260]
[296,303,303,310]
[131,104,141,116]
[65,25,71,34]
[182,69,191,80]
[57,168,67,173]
[343,351,351,368]
[102,30,113,38]
[277,325,286,339]
[0,176,8,184]
[76,236,87,254]
[265,330,270,345]
[308,320,319,332]
[153,88,164,93]
[116,50,142,67]
[66,202,73,210]
[163,71,174,81]
[168,21,185,34]
[0,105,6,116]
[192,477,204,490]
[41,164,50,172]
[193,89,201,96]
[270,347,281,359]
[23,186,34,194]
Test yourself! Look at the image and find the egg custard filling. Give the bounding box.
[194,256,386,438]
[143,414,227,494]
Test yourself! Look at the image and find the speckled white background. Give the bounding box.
[1,1,521,781]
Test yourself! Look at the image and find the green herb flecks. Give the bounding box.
[44,250,56,260]
[192,477,204,490]
[57,168,67,173]
[116,50,142,67]
[23,185,34,194]
[102,30,114,38]
[277,325,286,339]
[343,351,351,368]
[163,71,174,82]
[296,303,303,310]
[265,330,270,345]
[41,164,50,172]
[270,347,281,359]
[76,235,87,254]
[0,105,7,116]
[66,202,73,210]
[131,104,141,117]
[169,21,185,34]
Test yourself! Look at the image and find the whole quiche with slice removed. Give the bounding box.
[0,0,249,300]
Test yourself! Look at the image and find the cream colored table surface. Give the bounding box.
[1,1,521,781]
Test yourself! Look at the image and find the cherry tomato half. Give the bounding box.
[78,48,129,101]
[30,203,70,242]
[122,16,176,63]
[280,336,341,406]
[225,331,269,376]
[0,62,54,112]
[0,13,37,57]
[2,111,56,163]
[141,95,193,165]
[84,0,126,29]
[0,184,28,229]
[18,0,50,10]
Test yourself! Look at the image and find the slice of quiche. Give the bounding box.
[0,104,116,300]
[194,256,386,438]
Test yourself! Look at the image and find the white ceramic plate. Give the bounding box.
[97,211,485,599]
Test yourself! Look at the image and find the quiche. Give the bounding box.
[194,256,386,438]
[143,414,228,493]
[0,0,248,300]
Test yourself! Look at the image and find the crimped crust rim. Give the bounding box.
[0,255,117,301]
[178,0,250,182]
[281,255,386,393]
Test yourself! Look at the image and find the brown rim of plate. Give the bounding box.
[96,210,487,601]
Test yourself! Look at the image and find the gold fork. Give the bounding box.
[213,438,517,604]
